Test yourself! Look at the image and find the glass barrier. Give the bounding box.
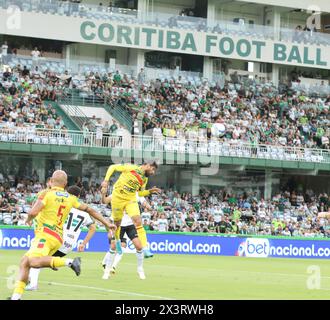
[0,127,329,164]
[1,53,203,82]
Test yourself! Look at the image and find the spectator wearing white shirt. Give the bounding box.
[95,119,104,146]
[9,110,19,121]
[6,117,15,128]
[1,41,8,64]
[31,47,41,67]
[156,213,169,232]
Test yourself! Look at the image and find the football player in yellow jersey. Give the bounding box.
[101,161,161,258]
[32,177,51,230]
[11,170,116,300]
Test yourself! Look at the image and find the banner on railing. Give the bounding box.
[1,228,330,259]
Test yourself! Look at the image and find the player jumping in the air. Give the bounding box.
[26,185,97,291]
[101,191,152,280]
[101,161,160,258]
[10,170,116,300]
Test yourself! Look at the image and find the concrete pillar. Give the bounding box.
[138,0,147,23]
[203,56,213,81]
[192,172,200,196]
[207,0,216,28]
[128,48,145,77]
[273,7,281,41]
[32,157,46,183]
[264,169,273,201]
[272,64,279,86]
[136,49,145,74]
[65,44,71,69]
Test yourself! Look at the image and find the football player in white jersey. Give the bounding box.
[101,191,151,280]
[26,185,97,290]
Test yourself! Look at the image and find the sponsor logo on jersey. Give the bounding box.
[55,191,69,197]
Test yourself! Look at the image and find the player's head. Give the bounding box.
[67,185,81,198]
[51,170,68,188]
[141,161,158,177]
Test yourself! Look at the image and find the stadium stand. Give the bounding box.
[0,175,328,238]
[1,61,329,151]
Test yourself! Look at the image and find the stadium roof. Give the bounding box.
[237,0,330,13]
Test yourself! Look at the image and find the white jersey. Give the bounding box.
[121,213,134,227]
[58,208,94,254]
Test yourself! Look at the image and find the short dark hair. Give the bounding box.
[144,160,159,169]
[67,185,81,197]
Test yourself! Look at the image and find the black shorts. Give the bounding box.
[52,250,66,257]
[120,224,138,243]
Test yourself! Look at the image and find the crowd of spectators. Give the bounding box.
[0,63,72,131]
[0,59,329,150]
[0,61,125,140]
[69,68,330,150]
[0,172,329,238]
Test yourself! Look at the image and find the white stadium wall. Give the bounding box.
[0,9,329,70]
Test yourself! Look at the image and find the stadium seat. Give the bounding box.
[0,134,9,142]
[41,137,49,144]
[8,134,16,141]
[2,213,12,225]
[49,137,57,144]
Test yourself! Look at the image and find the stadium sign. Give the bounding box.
[2,227,330,259]
[0,8,328,69]
[80,21,328,68]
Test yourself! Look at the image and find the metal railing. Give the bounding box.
[1,0,330,46]
[0,127,329,164]
[57,91,133,131]
[58,103,90,130]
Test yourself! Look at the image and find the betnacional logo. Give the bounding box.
[236,238,270,258]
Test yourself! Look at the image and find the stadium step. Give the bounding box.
[46,100,81,131]
[58,90,133,132]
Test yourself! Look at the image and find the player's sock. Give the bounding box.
[103,250,116,279]
[65,259,74,267]
[136,226,147,248]
[50,257,72,268]
[136,251,146,280]
[106,249,115,267]
[28,268,41,288]
[11,281,26,300]
[102,251,111,268]
[136,250,144,270]
[112,252,123,270]
[115,226,121,241]
[114,227,122,254]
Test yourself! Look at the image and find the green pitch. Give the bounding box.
[1,250,330,300]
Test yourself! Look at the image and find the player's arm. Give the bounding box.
[101,187,112,205]
[139,196,152,211]
[77,203,115,231]
[101,164,131,192]
[25,199,45,226]
[138,179,161,197]
[78,222,96,252]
